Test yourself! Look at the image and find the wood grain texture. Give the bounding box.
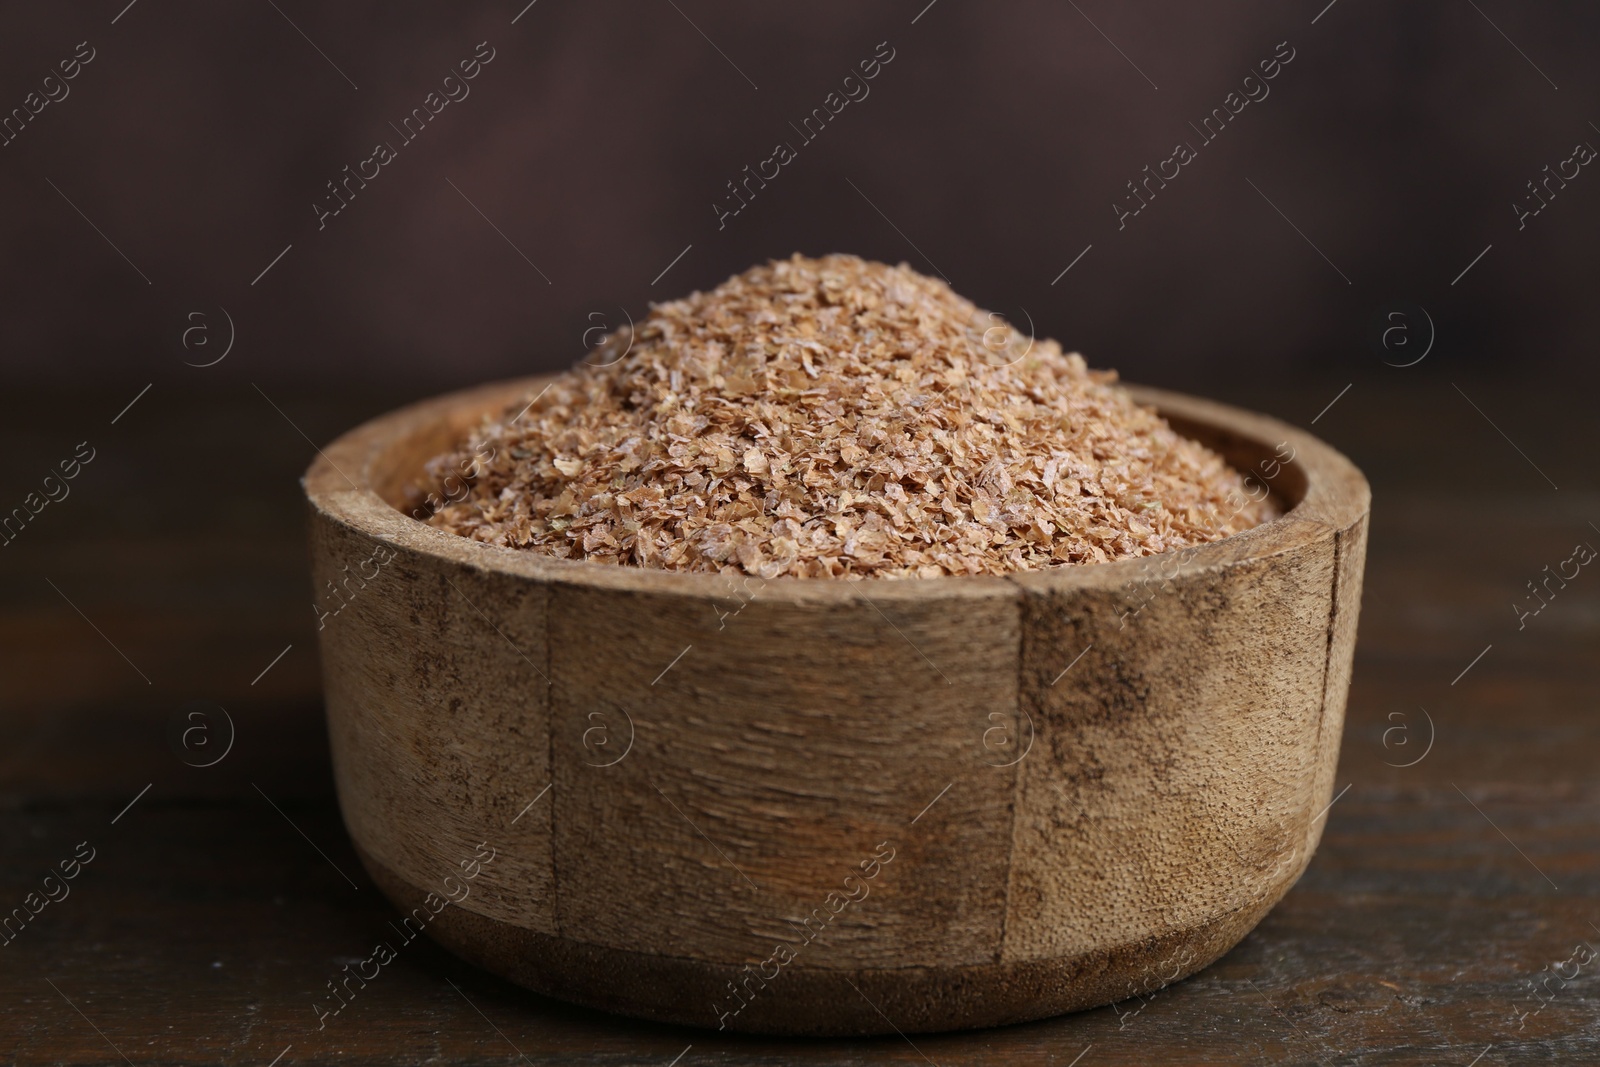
[302,377,1370,1034]
[546,574,1018,971]
[313,517,557,934]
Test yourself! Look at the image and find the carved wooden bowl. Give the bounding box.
[304,376,1368,1035]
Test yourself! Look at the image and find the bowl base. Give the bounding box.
[361,845,1284,1036]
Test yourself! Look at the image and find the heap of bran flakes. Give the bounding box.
[419,254,1276,579]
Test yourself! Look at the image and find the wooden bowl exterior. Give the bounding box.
[304,377,1369,1035]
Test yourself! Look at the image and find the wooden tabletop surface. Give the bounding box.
[2,376,1596,1066]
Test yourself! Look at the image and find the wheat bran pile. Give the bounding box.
[419,254,1276,579]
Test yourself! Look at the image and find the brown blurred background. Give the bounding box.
[2,0,1598,394]
[5,5,1600,1063]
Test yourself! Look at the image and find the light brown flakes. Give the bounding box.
[418,254,1278,579]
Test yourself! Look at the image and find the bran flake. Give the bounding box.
[420,254,1277,579]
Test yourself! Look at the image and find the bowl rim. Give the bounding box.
[303,375,1370,603]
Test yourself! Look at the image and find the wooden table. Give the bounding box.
[3,377,1596,1065]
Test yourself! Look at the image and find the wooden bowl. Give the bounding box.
[304,376,1368,1036]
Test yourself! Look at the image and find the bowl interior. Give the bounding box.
[366,389,511,516]
[1162,410,1308,510]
